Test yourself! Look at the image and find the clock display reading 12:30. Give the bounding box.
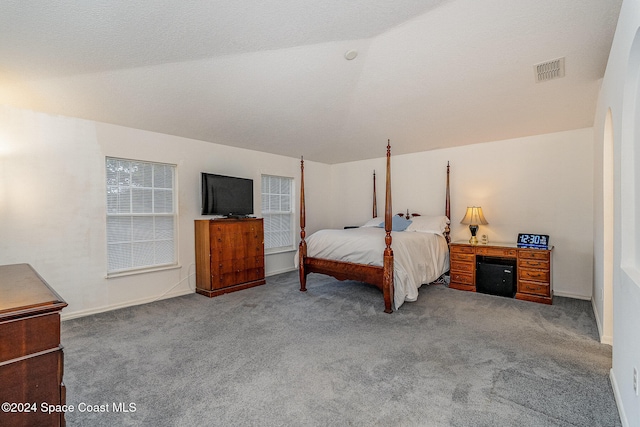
[517,233,549,249]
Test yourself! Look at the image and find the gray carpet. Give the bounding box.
[61,272,620,426]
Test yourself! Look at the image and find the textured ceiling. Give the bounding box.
[0,0,623,164]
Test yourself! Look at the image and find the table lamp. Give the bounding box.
[460,206,488,245]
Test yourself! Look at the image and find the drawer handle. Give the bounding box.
[528,272,545,278]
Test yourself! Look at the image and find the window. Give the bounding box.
[261,175,294,251]
[106,158,177,274]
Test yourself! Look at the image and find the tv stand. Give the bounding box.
[194,218,265,297]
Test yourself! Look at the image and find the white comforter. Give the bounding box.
[296,227,450,309]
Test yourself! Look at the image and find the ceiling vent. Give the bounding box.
[534,57,565,83]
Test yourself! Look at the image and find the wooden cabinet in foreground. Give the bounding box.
[195,218,266,297]
[0,263,68,427]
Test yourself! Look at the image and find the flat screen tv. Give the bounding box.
[201,173,254,217]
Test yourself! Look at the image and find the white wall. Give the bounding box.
[592,107,615,346]
[331,129,595,299]
[593,1,640,425]
[0,104,596,316]
[0,105,331,319]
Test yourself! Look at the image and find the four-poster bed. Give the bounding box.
[297,141,451,313]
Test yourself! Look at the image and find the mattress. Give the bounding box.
[296,227,450,309]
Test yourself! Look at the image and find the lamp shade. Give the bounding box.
[460,206,488,225]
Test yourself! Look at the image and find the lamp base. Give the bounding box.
[468,224,479,245]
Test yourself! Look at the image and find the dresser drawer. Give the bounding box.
[476,247,517,257]
[518,280,550,297]
[518,268,550,283]
[451,272,474,285]
[0,313,61,363]
[518,259,550,270]
[518,250,550,261]
[0,349,65,427]
[451,261,474,273]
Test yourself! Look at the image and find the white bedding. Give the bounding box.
[296,227,450,309]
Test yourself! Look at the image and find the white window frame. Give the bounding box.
[261,174,295,254]
[105,157,178,276]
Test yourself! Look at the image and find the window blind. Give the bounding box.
[261,175,294,251]
[106,158,176,274]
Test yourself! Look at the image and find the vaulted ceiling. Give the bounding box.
[0,0,622,163]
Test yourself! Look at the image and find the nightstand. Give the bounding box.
[449,241,553,304]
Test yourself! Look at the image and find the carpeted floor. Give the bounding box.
[61,272,620,426]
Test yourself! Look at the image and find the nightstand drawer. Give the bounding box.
[519,280,550,297]
[450,245,475,254]
[518,259,550,270]
[451,261,474,273]
[518,268,550,283]
[451,272,474,285]
[476,247,517,257]
[518,250,550,261]
[451,252,475,262]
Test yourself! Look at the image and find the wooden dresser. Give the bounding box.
[449,242,553,304]
[195,218,266,297]
[0,264,68,427]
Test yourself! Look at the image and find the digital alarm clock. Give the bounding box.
[517,233,549,249]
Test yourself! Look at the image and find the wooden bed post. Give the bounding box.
[372,170,377,218]
[299,156,308,292]
[297,141,398,313]
[383,140,394,313]
[445,161,451,243]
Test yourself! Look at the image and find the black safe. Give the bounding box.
[476,256,517,298]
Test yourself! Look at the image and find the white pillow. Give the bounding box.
[405,215,450,235]
[361,218,383,227]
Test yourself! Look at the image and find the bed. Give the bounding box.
[297,141,451,313]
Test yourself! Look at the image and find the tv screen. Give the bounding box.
[201,173,254,216]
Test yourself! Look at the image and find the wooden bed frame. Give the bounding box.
[298,141,451,313]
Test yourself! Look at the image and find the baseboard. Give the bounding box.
[553,290,591,300]
[600,335,613,346]
[61,288,193,321]
[62,268,297,320]
[591,298,613,345]
[610,368,630,427]
[266,266,297,277]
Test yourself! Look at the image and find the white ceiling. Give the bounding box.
[0,0,622,164]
